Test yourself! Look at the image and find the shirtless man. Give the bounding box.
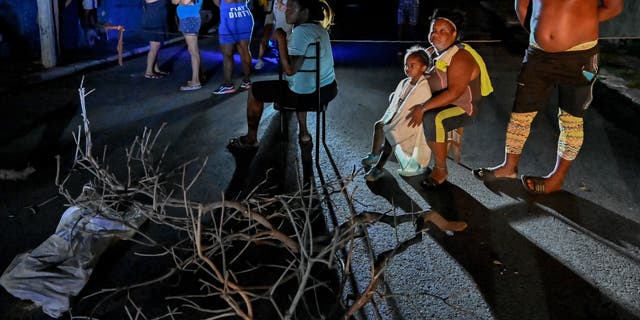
[473,0,623,194]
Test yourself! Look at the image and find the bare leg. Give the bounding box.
[373,139,393,170]
[185,34,201,84]
[427,141,448,184]
[523,110,582,193]
[523,155,572,193]
[236,39,252,81]
[241,88,265,144]
[484,111,537,178]
[258,24,274,60]
[296,112,310,141]
[371,121,385,155]
[489,152,520,179]
[220,43,235,84]
[145,41,161,75]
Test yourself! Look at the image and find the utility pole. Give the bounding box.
[37,0,57,68]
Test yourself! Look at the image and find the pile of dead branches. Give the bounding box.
[55,80,467,320]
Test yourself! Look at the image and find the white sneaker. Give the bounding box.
[255,59,265,70]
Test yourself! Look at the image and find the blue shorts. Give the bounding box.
[218,2,254,44]
[179,17,201,35]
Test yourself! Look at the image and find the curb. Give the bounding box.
[598,69,640,106]
[21,36,185,86]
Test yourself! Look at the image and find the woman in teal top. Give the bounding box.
[228,0,337,149]
[173,0,203,90]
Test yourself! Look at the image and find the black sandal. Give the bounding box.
[421,176,444,189]
[421,166,447,189]
[227,136,258,150]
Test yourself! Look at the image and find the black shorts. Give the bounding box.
[513,45,599,117]
[252,80,338,110]
[423,105,472,143]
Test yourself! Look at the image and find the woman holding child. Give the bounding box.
[406,9,493,188]
[363,9,493,187]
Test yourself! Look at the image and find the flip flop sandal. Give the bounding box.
[421,176,445,189]
[179,82,202,91]
[472,167,518,181]
[521,175,546,194]
[154,70,170,76]
[145,73,164,79]
[227,136,258,150]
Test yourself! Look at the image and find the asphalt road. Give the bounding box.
[1,2,639,319]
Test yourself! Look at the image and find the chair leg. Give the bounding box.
[280,111,289,141]
[446,127,463,163]
[315,110,321,168]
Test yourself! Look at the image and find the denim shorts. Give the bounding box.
[179,17,201,35]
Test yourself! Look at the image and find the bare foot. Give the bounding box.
[422,211,468,232]
[472,165,518,181]
[521,175,563,194]
[429,166,448,185]
[487,165,517,179]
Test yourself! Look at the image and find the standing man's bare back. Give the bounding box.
[516,0,623,52]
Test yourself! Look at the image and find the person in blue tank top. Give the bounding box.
[212,0,254,94]
[173,0,203,90]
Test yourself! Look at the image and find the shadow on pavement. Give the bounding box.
[365,175,639,319]
[366,171,424,214]
[0,101,78,169]
[482,179,640,261]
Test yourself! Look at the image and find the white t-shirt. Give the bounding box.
[286,23,335,94]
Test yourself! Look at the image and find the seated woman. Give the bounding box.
[228,0,337,149]
[406,9,493,188]
[361,46,432,181]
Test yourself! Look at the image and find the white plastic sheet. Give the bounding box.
[0,206,145,318]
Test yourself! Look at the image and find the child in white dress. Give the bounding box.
[362,46,432,181]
